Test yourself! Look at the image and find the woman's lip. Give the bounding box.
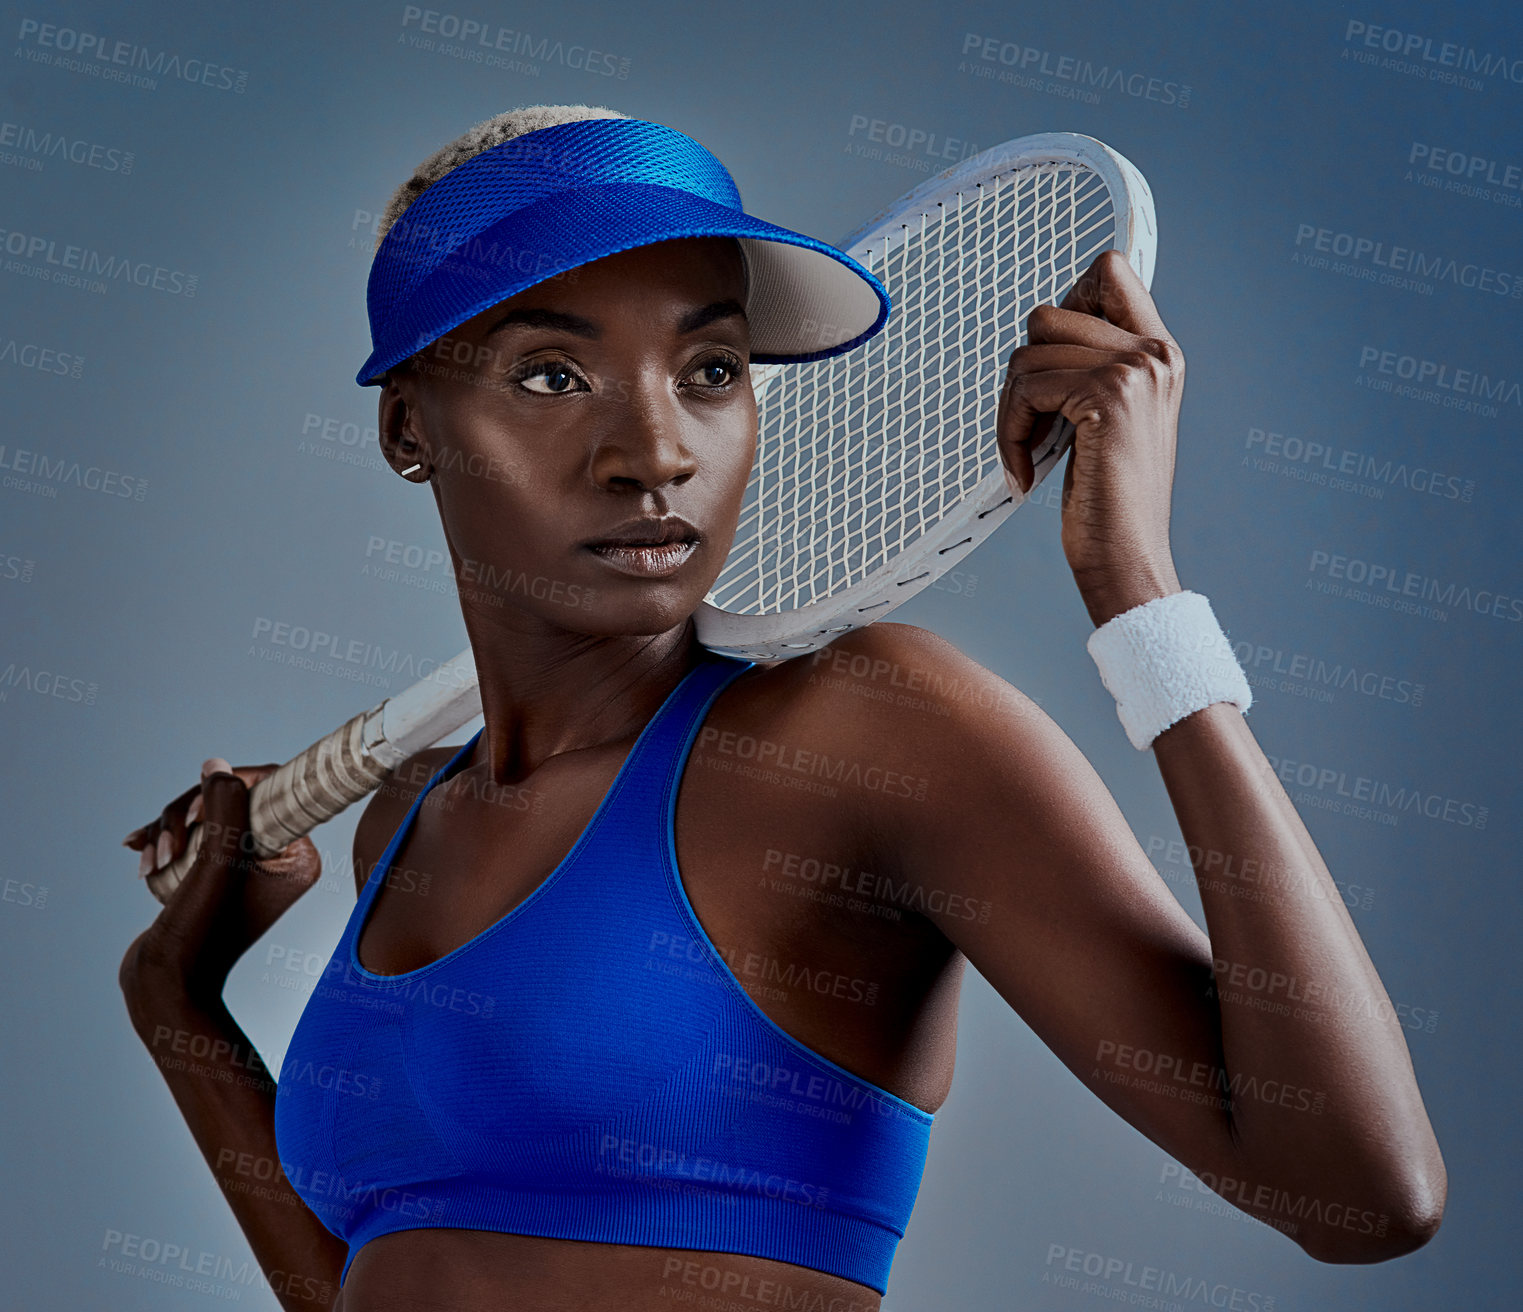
[585,540,698,578]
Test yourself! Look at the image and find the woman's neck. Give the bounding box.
[458,608,705,787]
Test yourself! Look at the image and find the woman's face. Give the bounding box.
[379,236,756,640]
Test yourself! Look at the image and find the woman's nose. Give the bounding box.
[587,380,699,492]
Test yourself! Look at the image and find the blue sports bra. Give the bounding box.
[273,651,935,1294]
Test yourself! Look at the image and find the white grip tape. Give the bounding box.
[147,707,395,904]
[253,708,393,853]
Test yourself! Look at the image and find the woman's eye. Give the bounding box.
[517,363,582,395]
[689,358,739,387]
[514,357,739,394]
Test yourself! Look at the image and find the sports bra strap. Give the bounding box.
[575,650,753,856]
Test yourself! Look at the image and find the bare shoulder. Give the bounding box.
[712,621,1047,838]
[743,620,1042,753]
[797,620,1035,714]
[350,744,463,898]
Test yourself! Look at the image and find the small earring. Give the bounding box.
[398,434,429,480]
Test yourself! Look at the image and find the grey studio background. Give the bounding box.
[2,0,1519,1308]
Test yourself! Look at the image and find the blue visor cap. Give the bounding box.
[357,117,892,386]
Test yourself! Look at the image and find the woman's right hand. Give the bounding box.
[119,760,322,1018]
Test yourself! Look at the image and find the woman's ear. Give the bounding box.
[377,364,433,482]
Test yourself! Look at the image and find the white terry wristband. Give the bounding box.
[1085,590,1252,751]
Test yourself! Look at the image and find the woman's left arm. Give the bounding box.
[1146,689,1446,1256]
[864,251,1445,1262]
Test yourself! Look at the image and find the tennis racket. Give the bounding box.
[144,130,1156,903]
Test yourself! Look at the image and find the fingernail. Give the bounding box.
[202,757,231,779]
[156,831,172,868]
[138,845,153,877]
[121,825,146,847]
[186,795,203,826]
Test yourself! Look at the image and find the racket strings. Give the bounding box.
[712,161,1117,617]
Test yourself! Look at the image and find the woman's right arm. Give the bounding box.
[119,760,348,1311]
[124,978,346,1310]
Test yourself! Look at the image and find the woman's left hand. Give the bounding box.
[996,248,1185,627]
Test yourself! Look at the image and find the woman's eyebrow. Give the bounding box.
[484,299,748,341]
[676,298,748,334]
[486,307,599,339]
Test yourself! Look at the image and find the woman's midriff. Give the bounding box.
[336,1230,884,1311]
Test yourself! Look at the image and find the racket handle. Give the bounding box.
[144,647,483,905]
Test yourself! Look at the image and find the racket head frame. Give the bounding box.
[693,131,1158,661]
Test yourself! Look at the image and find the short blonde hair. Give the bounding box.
[376,103,629,251]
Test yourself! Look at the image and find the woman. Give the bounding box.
[118,104,1445,1312]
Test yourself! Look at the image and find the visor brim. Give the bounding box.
[357,183,890,387]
